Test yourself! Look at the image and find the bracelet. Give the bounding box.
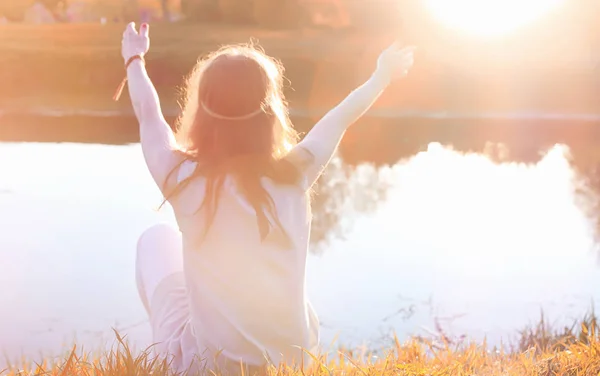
[112,54,146,102]
[125,54,145,69]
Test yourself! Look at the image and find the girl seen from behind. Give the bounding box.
[120,22,415,374]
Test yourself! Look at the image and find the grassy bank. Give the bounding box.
[0,23,394,114]
[1,22,600,116]
[3,313,600,375]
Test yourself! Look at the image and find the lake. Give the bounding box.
[1,114,600,367]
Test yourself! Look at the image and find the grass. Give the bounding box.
[0,22,386,113]
[2,311,599,375]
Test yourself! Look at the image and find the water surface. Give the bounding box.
[0,114,600,368]
[1,138,598,366]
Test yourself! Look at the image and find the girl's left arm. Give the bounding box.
[126,59,183,193]
[122,22,184,193]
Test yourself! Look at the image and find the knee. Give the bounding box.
[137,223,181,259]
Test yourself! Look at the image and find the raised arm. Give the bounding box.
[290,43,415,188]
[121,23,183,193]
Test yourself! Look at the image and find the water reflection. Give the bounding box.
[5,113,600,246]
[309,143,598,350]
[0,113,393,246]
[310,157,392,248]
[0,115,600,365]
[566,146,600,252]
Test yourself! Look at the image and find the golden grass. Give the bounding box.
[2,313,599,376]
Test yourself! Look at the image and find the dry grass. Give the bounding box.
[2,312,599,376]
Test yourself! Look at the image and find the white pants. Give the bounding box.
[135,224,201,373]
[135,224,262,375]
[136,223,184,311]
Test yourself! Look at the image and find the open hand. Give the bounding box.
[376,42,416,82]
[121,22,150,64]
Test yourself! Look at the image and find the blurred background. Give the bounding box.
[1,0,600,367]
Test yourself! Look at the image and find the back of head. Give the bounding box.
[176,44,297,165]
[166,43,302,246]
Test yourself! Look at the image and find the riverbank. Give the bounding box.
[1,137,599,374]
[3,313,600,375]
[2,22,600,116]
[0,23,394,112]
[3,110,600,165]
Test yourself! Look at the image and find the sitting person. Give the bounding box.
[119,22,415,374]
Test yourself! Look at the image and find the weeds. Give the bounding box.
[3,311,600,375]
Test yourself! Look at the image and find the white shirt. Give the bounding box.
[134,68,390,370]
[170,160,320,366]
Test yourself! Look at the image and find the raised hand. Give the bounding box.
[121,22,150,64]
[375,42,416,82]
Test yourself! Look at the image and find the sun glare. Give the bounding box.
[424,0,564,36]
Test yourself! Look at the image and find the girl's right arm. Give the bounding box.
[290,43,416,189]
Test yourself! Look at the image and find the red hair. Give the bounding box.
[163,43,303,244]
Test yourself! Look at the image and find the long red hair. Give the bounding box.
[163,43,304,244]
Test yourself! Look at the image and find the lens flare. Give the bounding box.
[424,0,564,36]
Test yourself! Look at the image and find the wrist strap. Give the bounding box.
[112,55,145,102]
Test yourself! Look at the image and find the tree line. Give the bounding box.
[0,0,401,30]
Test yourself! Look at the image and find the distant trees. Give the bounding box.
[160,0,169,20]
[0,0,30,20]
[0,0,402,30]
[0,0,65,21]
[183,0,398,29]
[186,0,309,27]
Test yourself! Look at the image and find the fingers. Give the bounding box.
[397,46,416,56]
[122,22,134,44]
[388,41,402,51]
[398,52,415,70]
[140,23,149,38]
[398,47,416,61]
[385,42,417,56]
[126,22,138,35]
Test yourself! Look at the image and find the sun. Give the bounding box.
[424,0,564,37]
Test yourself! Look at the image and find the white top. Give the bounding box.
[130,59,391,367]
[170,160,319,366]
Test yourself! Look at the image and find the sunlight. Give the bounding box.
[424,0,564,36]
[308,142,598,349]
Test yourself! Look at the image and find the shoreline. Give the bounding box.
[3,23,600,119]
[3,107,600,168]
[4,107,600,122]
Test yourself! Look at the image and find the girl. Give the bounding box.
[121,22,414,374]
